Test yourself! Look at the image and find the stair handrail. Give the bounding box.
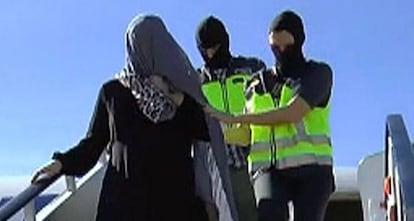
[385,114,414,221]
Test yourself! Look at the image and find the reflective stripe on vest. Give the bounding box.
[274,121,331,148]
[276,154,332,169]
[248,142,272,172]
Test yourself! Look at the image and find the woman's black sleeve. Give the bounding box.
[53,86,110,176]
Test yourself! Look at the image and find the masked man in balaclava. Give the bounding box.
[196,15,266,221]
[205,10,335,221]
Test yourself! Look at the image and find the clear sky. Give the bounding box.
[0,0,413,176]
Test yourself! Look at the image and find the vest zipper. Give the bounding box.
[269,96,278,167]
[269,127,276,167]
[220,72,230,114]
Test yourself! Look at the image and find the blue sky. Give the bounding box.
[0,0,413,176]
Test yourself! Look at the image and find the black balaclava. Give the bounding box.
[196,16,232,68]
[269,10,306,78]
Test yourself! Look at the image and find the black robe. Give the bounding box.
[53,80,210,221]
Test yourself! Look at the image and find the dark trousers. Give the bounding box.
[253,165,335,221]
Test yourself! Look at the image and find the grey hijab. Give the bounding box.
[121,15,238,221]
[123,15,205,103]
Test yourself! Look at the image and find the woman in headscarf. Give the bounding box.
[31,15,238,221]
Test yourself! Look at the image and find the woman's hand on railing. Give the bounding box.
[31,160,62,184]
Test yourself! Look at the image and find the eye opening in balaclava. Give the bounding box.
[196,16,231,68]
[269,10,306,78]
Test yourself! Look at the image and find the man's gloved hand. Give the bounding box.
[223,124,251,146]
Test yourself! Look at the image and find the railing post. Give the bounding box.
[99,151,109,164]
[65,176,77,192]
[23,199,36,221]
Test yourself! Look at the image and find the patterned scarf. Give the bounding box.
[116,69,177,123]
